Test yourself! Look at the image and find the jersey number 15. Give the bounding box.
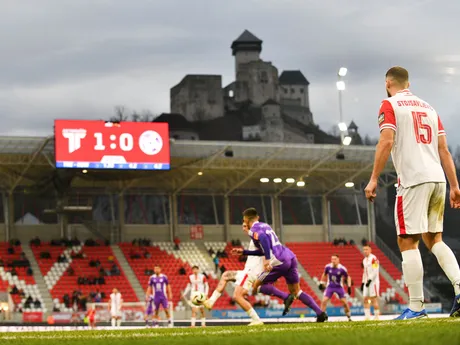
[412,111,432,144]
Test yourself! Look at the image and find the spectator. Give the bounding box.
[108,255,115,262]
[104,239,110,246]
[173,237,181,250]
[34,299,41,308]
[208,248,215,257]
[63,294,70,308]
[143,250,151,259]
[0,259,3,267]
[361,238,368,246]
[98,276,105,285]
[10,285,19,295]
[132,239,137,246]
[7,246,15,255]
[110,263,120,276]
[94,290,102,303]
[213,256,220,274]
[67,267,75,276]
[40,251,51,259]
[30,237,41,247]
[10,267,18,276]
[57,254,68,263]
[349,239,355,245]
[179,267,186,276]
[99,267,106,276]
[95,259,101,268]
[26,267,33,276]
[24,296,33,309]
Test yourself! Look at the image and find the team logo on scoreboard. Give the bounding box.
[139,130,163,155]
[62,129,87,153]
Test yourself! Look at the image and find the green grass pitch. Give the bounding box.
[2,319,460,345]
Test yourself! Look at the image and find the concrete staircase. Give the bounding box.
[295,261,323,301]
[22,243,54,314]
[111,245,144,301]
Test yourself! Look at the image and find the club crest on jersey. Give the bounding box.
[378,113,385,124]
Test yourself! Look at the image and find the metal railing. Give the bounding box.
[375,235,402,271]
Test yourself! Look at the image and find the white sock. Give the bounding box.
[374,309,380,320]
[111,318,116,327]
[201,318,206,326]
[208,290,221,306]
[402,249,424,312]
[364,308,371,319]
[191,317,196,327]
[431,242,460,295]
[246,308,260,322]
[117,319,121,327]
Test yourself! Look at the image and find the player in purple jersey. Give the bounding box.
[145,265,173,327]
[232,208,328,322]
[319,254,353,321]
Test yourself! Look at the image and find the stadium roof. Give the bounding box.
[0,136,396,196]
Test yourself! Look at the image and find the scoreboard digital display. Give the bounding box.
[54,120,170,170]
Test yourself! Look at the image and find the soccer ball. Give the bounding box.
[191,291,206,306]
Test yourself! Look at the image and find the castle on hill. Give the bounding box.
[155,30,361,144]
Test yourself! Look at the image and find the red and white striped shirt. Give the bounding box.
[378,89,446,188]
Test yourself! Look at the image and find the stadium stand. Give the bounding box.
[287,242,405,304]
[204,241,320,309]
[119,242,236,310]
[0,242,44,312]
[31,241,137,312]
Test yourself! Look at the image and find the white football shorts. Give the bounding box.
[395,182,446,236]
[363,281,380,298]
[235,270,258,291]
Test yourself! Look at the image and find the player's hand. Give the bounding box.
[360,283,364,292]
[263,259,272,272]
[365,280,372,287]
[231,248,243,256]
[364,180,378,202]
[348,287,352,295]
[318,283,326,291]
[450,188,460,209]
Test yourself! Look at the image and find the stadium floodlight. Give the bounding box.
[338,67,348,77]
[260,177,270,183]
[197,171,203,176]
[342,136,352,146]
[296,181,306,187]
[273,178,283,183]
[338,122,348,132]
[336,80,346,91]
[286,178,295,183]
[82,169,88,174]
[345,182,354,188]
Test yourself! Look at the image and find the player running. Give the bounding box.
[204,222,294,326]
[233,208,327,322]
[86,304,96,329]
[361,245,380,320]
[182,265,209,327]
[365,66,460,320]
[319,254,353,321]
[145,265,173,327]
[108,288,123,327]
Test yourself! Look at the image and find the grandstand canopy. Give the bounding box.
[0,136,396,196]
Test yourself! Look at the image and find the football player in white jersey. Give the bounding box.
[361,245,380,320]
[365,66,460,320]
[108,288,123,327]
[182,265,209,327]
[203,223,295,326]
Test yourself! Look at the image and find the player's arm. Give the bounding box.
[182,283,191,298]
[319,272,327,291]
[369,128,395,183]
[346,275,352,295]
[242,248,264,256]
[367,259,379,286]
[167,284,173,301]
[145,286,152,301]
[438,135,459,190]
[203,278,209,296]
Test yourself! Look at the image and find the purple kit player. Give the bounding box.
[232,208,328,322]
[319,254,353,321]
[145,265,173,328]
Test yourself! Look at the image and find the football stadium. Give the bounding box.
[2,4,460,344]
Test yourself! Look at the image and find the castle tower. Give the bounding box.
[231,30,262,78]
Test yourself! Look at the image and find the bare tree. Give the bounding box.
[109,105,129,122]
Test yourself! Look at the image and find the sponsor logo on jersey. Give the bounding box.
[378,113,385,124]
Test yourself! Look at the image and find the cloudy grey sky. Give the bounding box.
[1,0,460,144]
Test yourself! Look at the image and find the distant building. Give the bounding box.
[157,30,360,145]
